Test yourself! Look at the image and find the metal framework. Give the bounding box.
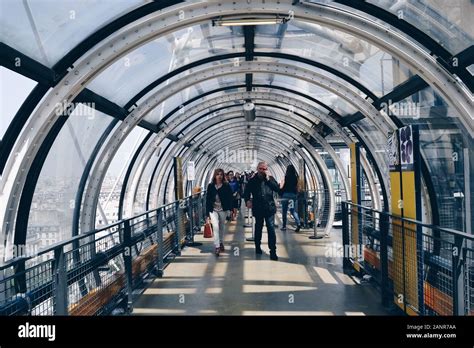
[1,0,472,252]
[153,120,337,235]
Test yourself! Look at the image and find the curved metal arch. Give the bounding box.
[142,138,176,212]
[158,83,339,124]
[153,109,351,207]
[187,128,334,233]
[112,89,381,232]
[195,150,289,193]
[178,143,288,202]
[183,131,294,190]
[193,118,345,200]
[150,108,328,202]
[164,133,302,202]
[156,129,305,206]
[163,134,319,208]
[3,0,471,245]
[0,58,385,243]
[153,118,322,205]
[117,131,154,220]
[187,127,323,190]
[149,122,301,207]
[81,61,384,234]
[133,60,392,133]
[136,78,384,208]
[193,150,323,219]
[190,135,311,191]
[142,88,380,209]
[133,93,382,215]
[161,141,288,204]
[127,52,378,110]
[156,120,336,236]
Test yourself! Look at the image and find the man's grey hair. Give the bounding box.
[257,161,268,168]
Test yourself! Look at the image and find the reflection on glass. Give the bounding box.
[1,0,147,67]
[253,73,358,116]
[254,20,412,96]
[27,107,114,251]
[142,73,245,125]
[131,138,172,215]
[95,126,148,228]
[366,0,473,54]
[394,86,470,232]
[88,23,244,106]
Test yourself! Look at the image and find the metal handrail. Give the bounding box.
[344,201,473,240]
[0,190,208,315]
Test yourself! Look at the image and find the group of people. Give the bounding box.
[205,162,303,260]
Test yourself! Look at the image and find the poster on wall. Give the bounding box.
[387,130,400,171]
[399,125,415,171]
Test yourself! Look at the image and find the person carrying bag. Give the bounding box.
[205,168,233,256]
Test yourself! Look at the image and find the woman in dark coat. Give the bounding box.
[206,168,233,256]
[279,165,303,232]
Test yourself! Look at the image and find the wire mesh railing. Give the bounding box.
[0,191,206,316]
[342,201,474,316]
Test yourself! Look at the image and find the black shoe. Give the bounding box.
[294,225,300,232]
[270,252,278,261]
[255,246,263,254]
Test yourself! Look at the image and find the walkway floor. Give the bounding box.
[132,210,390,315]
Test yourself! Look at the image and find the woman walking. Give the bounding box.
[206,169,233,256]
[280,165,303,232]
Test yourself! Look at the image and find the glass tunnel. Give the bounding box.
[0,0,473,321]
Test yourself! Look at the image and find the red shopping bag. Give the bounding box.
[203,221,213,238]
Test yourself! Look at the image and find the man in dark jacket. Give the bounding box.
[243,161,280,260]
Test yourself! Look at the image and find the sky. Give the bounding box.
[0,67,37,139]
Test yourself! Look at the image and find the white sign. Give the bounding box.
[187,161,195,181]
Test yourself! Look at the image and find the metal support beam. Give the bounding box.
[373,75,429,110]
[156,122,335,235]
[75,89,157,132]
[6,0,472,252]
[0,43,59,86]
[244,25,255,91]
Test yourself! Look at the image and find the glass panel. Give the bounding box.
[142,74,246,125]
[27,107,114,248]
[0,0,147,67]
[131,138,172,215]
[366,0,473,55]
[253,73,359,116]
[351,117,390,187]
[254,20,412,97]
[390,86,470,232]
[96,126,148,227]
[88,23,245,106]
[0,67,37,139]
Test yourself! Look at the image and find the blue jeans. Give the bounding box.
[281,192,301,228]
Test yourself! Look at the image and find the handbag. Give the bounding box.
[203,221,213,238]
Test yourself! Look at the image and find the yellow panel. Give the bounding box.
[349,143,359,271]
[402,171,416,220]
[402,171,419,310]
[390,171,404,311]
[391,171,419,314]
[390,172,402,218]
